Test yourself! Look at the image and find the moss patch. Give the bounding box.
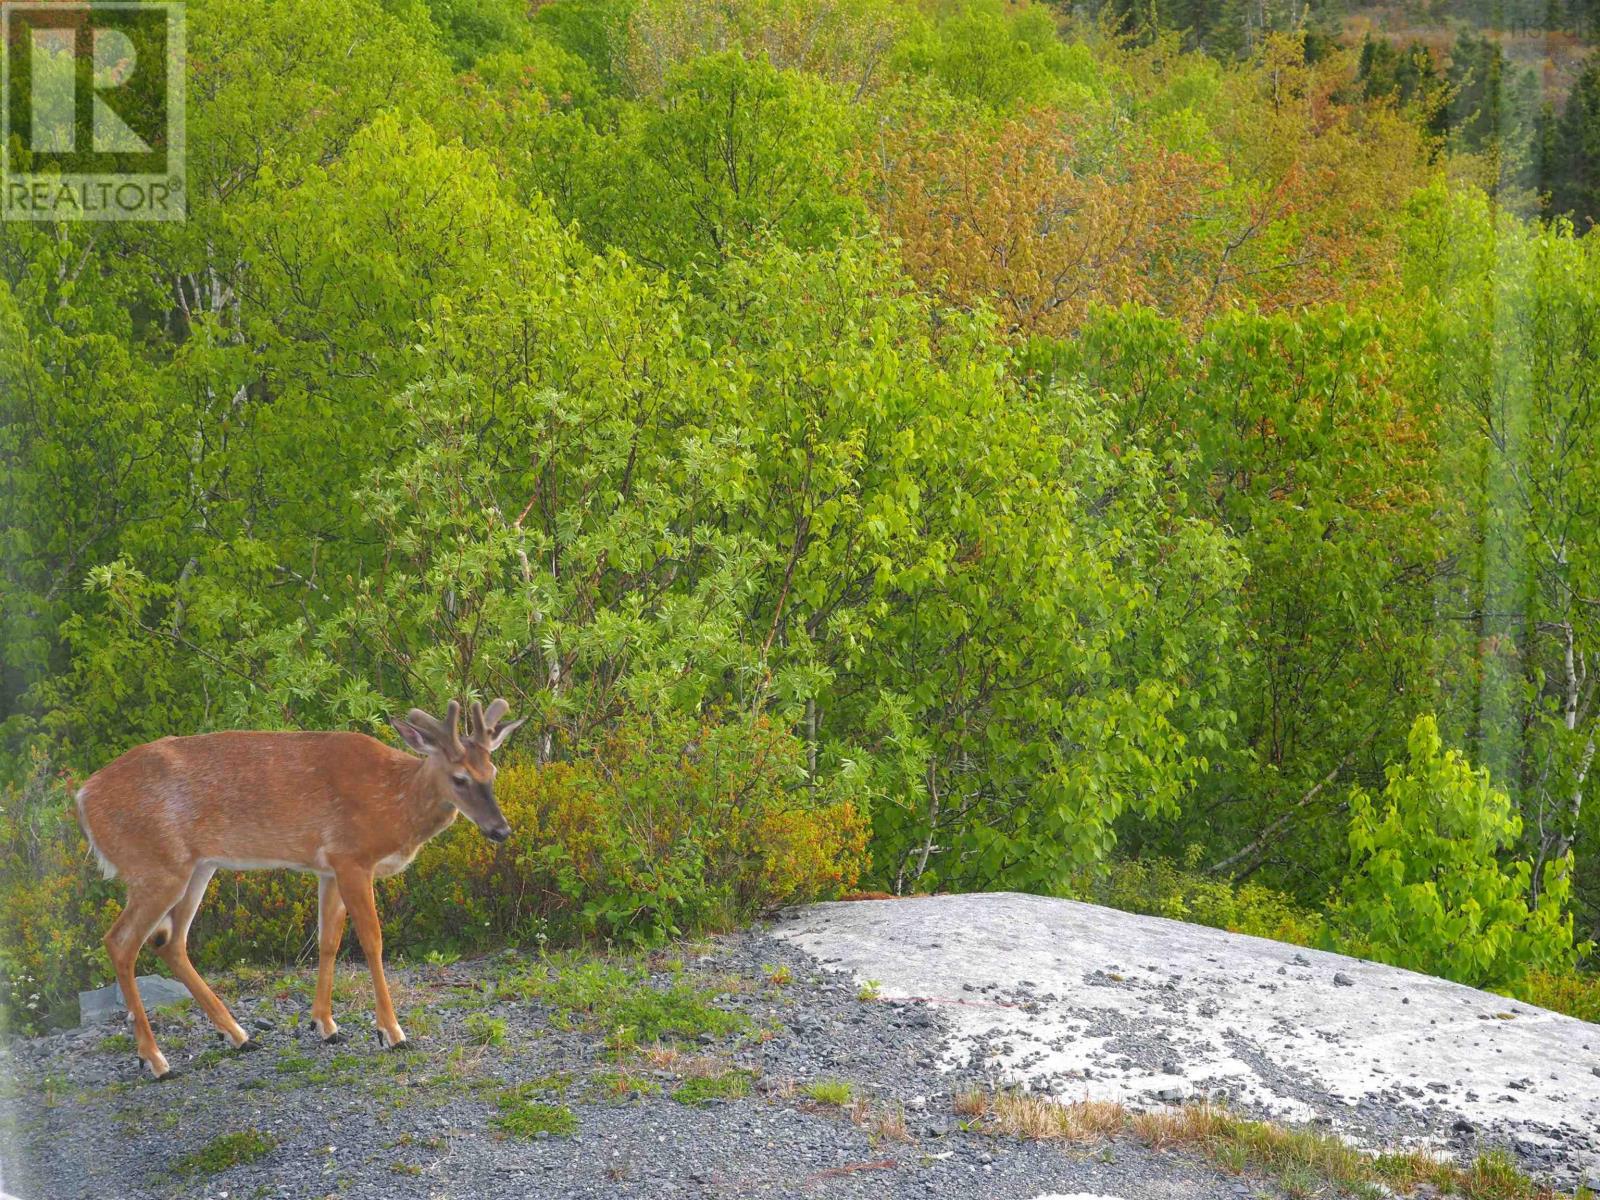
[171,1131,276,1178]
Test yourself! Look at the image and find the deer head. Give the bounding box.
[390,698,526,842]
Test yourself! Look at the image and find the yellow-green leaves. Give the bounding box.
[1338,715,1583,990]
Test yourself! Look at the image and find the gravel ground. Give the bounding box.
[0,926,1293,1200]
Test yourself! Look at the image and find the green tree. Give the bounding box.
[548,52,861,271]
[1550,54,1600,225]
[1339,714,1581,990]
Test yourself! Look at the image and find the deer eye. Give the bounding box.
[451,771,469,786]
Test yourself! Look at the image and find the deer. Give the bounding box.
[74,698,525,1079]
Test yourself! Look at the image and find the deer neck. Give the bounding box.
[393,754,459,850]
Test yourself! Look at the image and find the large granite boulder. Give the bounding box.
[774,892,1600,1192]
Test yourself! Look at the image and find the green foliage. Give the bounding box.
[492,1093,578,1138]
[463,1013,508,1047]
[0,754,122,1031]
[1520,967,1600,1022]
[551,52,863,270]
[171,1131,276,1178]
[1070,854,1325,947]
[1338,715,1583,990]
[3,0,1600,1025]
[892,0,1094,108]
[672,1070,753,1105]
[801,1079,852,1105]
[501,955,748,1045]
[388,711,869,950]
[1056,303,1441,903]
[1550,56,1600,246]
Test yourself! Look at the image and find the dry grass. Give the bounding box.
[952,1088,988,1118]
[684,1056,738,1080]
[640,1041,683,1071]
[951,1089,1579,1200]
[635,1042,750,1090]
[957,1088,1128,1142]
[763,1075,798,1100]
[851,1098,911,1143]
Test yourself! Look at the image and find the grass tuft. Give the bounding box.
[492,1090,577,1139]
[802,1079,853,1106]
[672,1068,754,1106]
[171,1131,276,1178]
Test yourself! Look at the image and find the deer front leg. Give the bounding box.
[312,873,348,1042]
[334,865,405,1048]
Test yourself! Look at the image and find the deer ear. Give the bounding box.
[390,717,437,756]
[486,715,527,752]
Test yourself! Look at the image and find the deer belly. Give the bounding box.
[202,855,311,872]
[374,847,422,878]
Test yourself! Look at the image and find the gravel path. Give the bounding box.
[0,926,1289,1200]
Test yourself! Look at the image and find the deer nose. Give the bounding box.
[485,822,511,843]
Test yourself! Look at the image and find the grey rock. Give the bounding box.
[1333,972,1355,988]
[77,975,192,1025]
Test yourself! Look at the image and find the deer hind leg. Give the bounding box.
[104,874,189,1080]
[151,866,254,1051]
[334,865,406,1049]
[311,873,348,1043]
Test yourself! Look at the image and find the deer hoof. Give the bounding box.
[141,1053,173,1080]
[321,1030,346,1046]
[236,1037,262,1053]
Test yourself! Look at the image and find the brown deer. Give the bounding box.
[75,698,524,1079]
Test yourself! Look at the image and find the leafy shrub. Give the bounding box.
[0,751,123,1031]
[1336,715,1584,991]
[388,707,867,949]
[1074,846,1600,1024]
[1520,968,1600,1023]
[1069,852,1326,947]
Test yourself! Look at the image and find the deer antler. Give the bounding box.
[468,698,513,748]
[406,700,463,757]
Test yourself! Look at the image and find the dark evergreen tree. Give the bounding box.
[1551,55,1600,225]
[1446,33,1509,152]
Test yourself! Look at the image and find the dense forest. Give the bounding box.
[3,0,1600,1028]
